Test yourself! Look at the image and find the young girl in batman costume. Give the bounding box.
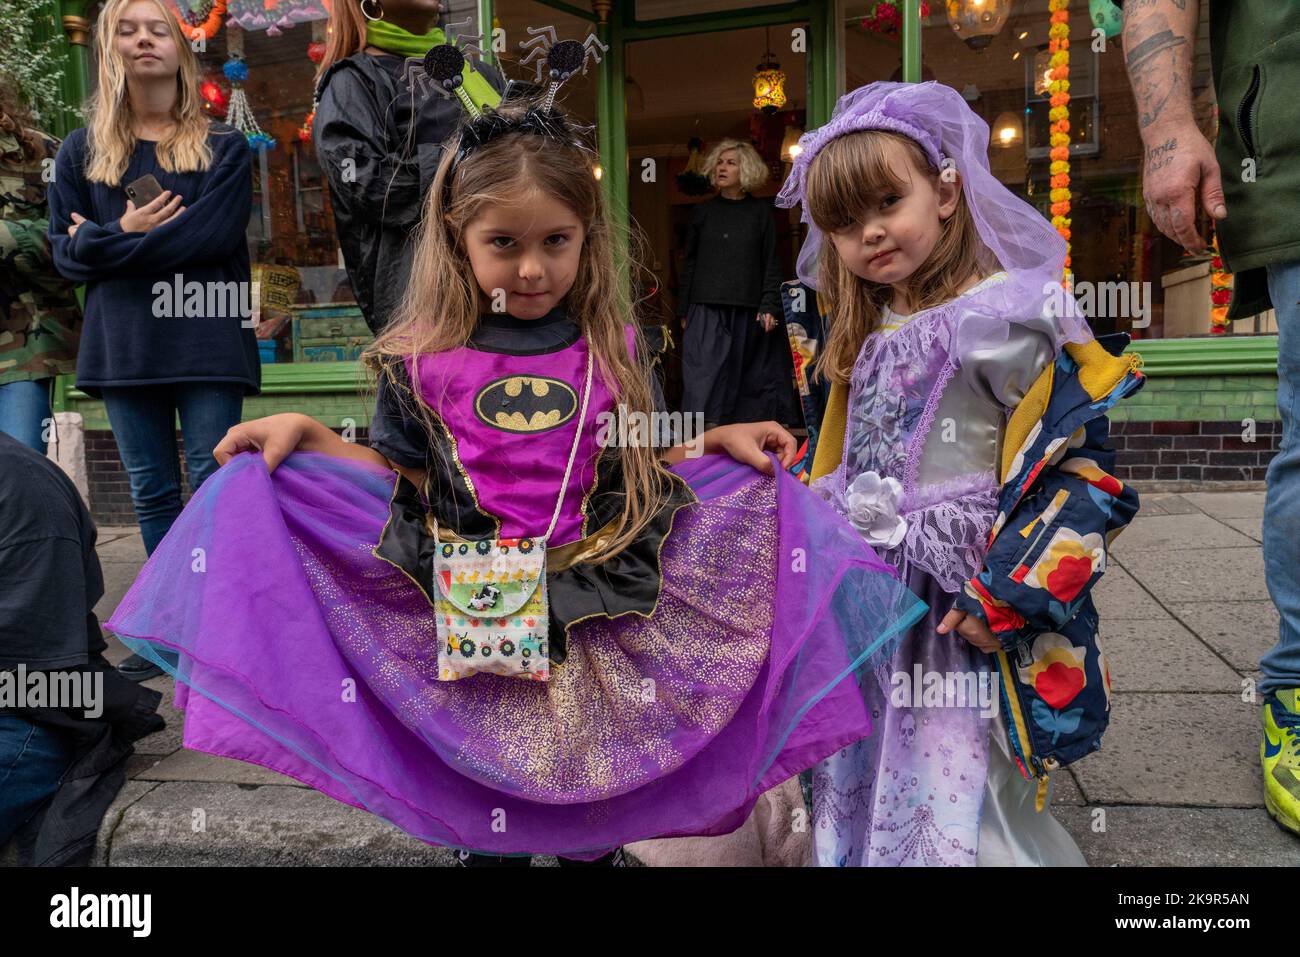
[106,95,926,863]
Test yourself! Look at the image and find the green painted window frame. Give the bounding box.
[55,333,1279,411]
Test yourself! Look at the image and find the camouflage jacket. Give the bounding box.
[0,128,82,384]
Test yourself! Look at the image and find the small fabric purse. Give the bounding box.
[432,351,593,681]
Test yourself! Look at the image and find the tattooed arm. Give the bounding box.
[1123,0,1225,253]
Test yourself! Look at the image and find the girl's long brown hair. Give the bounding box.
[85,0,213,185]
[364,104,676,563]
[805,130,996,385]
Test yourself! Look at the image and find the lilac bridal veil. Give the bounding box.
[776,81,1093,353]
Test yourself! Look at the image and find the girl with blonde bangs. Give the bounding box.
[47,0,257,681]
[107,94,926,868]
[806,130,991,386]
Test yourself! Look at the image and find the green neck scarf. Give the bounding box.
[365,19,445,59]
[365,20,501,112]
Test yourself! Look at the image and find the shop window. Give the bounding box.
[921,1,1273,339]
[1025,44,1097,159]
[837,0,1271,340]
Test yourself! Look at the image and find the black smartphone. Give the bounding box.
[124,173,164,207]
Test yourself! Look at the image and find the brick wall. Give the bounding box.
[85,417,1277,526]
[1109,420,1279,483]
[84,430,182,526]
[86,426,372,526]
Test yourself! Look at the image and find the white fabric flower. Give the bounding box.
[845,471,907,548]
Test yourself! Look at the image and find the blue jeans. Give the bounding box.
[0,716,77,845]
[1261,260,1300,695]
[0,377,53,453]
[101,383,244,556]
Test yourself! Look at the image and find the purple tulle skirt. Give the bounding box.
[107,451,925,859]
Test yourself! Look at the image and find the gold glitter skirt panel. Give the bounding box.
[303,474,776,804]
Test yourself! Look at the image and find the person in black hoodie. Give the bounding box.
[313,0,507,335]
[0,431,164,866]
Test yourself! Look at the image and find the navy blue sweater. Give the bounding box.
[47,123,260,397]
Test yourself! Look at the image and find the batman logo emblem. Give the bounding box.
[474,376,577,433]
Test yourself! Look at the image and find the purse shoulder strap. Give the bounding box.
[544,348,594,541]
[433,345,595,544]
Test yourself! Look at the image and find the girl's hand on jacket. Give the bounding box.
[937,607,1001,653]
[214,413,310,473]
[67,212,89,238]
[756,312,778,332]
[705,421,797,474]
[119,191,185,233]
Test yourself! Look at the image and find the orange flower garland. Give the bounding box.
[1048,0,1071,285]
[167,0,228,40]
[1209,231,1232,335]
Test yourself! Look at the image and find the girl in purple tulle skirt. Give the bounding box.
[106,98,925,863]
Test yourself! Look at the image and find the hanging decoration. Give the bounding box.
[296,103,316,143]
[226,0,328,35]
[297,19,327,143]
[167,0,228,40]
[752,62,786,112]
[1210,231,1232,335]
[200,71,231,117]
[224,54,276,151]
[1047,0,1072,284]
[1089,0,1124,39]
[861,1,931,38]
[752,27,787,113]
[945,0,1013,51]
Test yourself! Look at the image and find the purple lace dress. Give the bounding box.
[810,277,1086,866]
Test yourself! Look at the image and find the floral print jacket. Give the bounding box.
[951,333,1145,790]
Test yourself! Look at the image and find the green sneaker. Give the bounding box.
[1262,689,1300,835]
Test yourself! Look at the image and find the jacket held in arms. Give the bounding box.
[805,316,1145,806]
[949,333,1145,802]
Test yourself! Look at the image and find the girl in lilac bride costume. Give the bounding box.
[776,82,1097,866]
[105,99,925,863]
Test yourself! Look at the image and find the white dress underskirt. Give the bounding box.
[976,708,1087,867]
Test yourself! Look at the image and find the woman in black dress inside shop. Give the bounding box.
[676,138,794,428]
[312,0,506,334]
